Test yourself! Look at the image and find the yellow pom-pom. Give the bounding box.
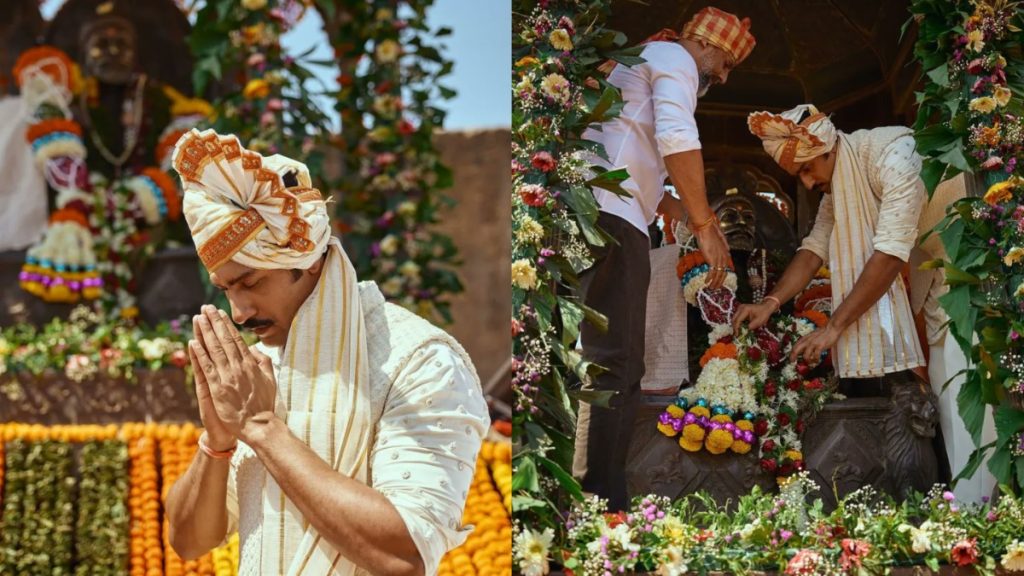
[682,423,705,443]
[679,436,703,452]
[657,422,678,437]
[689,406,710,418]
[666,404,685,418]
[705,429,733,454]
[47,283,74,303]
[731,440,752,454]
[711,414,732,424]
[784,449,803,462]
[735,419,754,431]
[82,287,102,299]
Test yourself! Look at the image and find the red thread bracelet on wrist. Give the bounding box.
[198,432,237,460]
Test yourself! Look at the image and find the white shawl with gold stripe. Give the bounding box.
[829,132,925,377]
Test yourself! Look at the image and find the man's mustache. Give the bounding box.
[241,318,274,330]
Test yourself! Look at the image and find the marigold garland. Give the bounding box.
[699,341,738,368]
[797,309,829,329]
[25,118,83,142]
[437,438,513,576]
[13,45,77,92]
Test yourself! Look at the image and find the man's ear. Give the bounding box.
[307,251,328,275]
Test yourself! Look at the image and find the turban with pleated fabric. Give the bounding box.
[747,104,838,172]
[171,128,330,272]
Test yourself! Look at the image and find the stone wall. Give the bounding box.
[433,129,512,401]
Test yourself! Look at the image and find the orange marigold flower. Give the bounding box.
[797,310,829,328]
[700,341,737,367]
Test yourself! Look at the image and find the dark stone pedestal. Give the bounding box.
[627,381,941,509]
[0,368,199,424]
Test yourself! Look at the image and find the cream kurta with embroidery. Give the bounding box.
[223,281,490,576]
[798,127,928,377]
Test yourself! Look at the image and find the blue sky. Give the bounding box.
[40,0,510,130]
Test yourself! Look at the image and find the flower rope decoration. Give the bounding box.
[510,0,645,542]
[912,0,1024,493]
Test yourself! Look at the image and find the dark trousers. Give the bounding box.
[572,212,650,511]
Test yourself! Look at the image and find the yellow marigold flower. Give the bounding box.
[375,39,401,64]
[549,29,573,51]
[995,86,1012,107]
[511,259,538,290]
[666,404,685,418]
[120,306,139,319]
[984,180,1014,205]
[784,449,802,461]
[689,406,710,418]
[967,29,985,52]
[970,96,997,114]
[705,429,733,454]
[1002,540,1024,572]
[657,422,678,437]
[682,423,705,444]
[242,78,270,100]
[735,419,754,431]
[731,439,752,454]
[1005,247,1024,267]
[515,56,539,68]
[679,436,703,452]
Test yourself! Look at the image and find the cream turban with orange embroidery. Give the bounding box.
[747,104,837,172]
[171,128,331,272]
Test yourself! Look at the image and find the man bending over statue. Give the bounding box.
[734,104,929,387]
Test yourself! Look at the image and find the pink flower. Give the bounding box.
[785,550,822,575]
[518,184,549,207]
[511,318,524,336]
[397,119,416,136]
[531,151,556,172]
[951,538,978,567]
[982,156,1005,170]
[170,349,188,368]
[266,98,284,111]
[260,111,276,126]
[376,152,397,166]
[840,539,871,571]
[247,53,266,68]
[967,58,986,74]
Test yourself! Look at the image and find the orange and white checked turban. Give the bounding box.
[171,128,331,272]
[747,104,838,172]
[680,6,756,65]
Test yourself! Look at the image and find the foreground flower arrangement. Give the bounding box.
[0,305,192,392]
[516,472,1024,576]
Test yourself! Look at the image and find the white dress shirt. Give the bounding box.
[583,41,702,236]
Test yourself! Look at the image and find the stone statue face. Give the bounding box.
[81,16,136,85]
[715,196,757,252]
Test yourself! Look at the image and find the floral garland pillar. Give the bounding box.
[322,0,463,325]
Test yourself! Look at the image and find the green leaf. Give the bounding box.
[957,369,987,447]
[987,444,1014,485]
[584,86,622,126]
[952,441,996,484]
[938,284,975,355]
[939,214,965,260]
[920,158,948,195]
[512,455,540,492]
[538,456,584,501]
[512,494,549,512]
[926,63,950,88]
[926,556,941,573]
[994,404,1024,440]
[938,145,973,173]
[559,297,585,346]
[571,389,617,408]
[585,167,631,195]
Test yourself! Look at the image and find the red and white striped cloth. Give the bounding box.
[680,6,756,64]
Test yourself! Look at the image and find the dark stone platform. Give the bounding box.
[627,379,942,510]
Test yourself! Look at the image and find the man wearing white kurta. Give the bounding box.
[734,104,994,502]
[575,6,755,510]
[164,129,489,575]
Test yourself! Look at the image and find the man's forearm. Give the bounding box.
[245,416,424,576]
[663,150,714,224]
[766,249,823,305]
[166,452,231,560]
[829,251,905,332]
